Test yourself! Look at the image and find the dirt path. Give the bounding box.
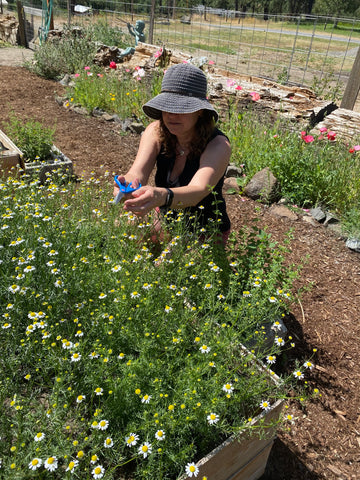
[0,46,34,65]
[1,63,360,480]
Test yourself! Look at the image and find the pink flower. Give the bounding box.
[302,135,315,143]
[208,60,215,65]
[327,131,336,141]
[126,69,130,73]
[226,79,236,87]
[109,61,117,70]
[319,127,327,133]
[354,145,360,151]
[97,73,103,77]
[235,85,242,91]
[84,66,91,71]
[74,73,80,78]
[154,48,163,58]
[250,92,260,101]
[300,131,306,137]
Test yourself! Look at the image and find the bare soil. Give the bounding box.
[1,65,360,480]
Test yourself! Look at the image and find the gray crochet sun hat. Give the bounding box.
[143,63,218,121]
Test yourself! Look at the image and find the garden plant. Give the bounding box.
[0,169,316,479]
[0,19,358,479]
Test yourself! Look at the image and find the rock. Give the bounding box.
[303,215,321,227]
[59,74,71,86]
[243,167,279,203]
[129,122,146,134]
[268,205,298,221]
[324,212,339,226]
[345,238,360,252]
[226,164,243,177]
[92,107,105,117]
[223,177,240,193]
[102,113,117,122]
[310,207,326,223]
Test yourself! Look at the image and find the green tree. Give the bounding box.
[312,0,360,17]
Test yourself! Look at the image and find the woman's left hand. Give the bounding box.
[123,186,166,216]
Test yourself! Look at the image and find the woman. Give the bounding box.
[114,62,231,244]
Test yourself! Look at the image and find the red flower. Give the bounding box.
[302,135,315,143]
[349,148,355,153]
[109,61,117,70]
[327,131,336,141]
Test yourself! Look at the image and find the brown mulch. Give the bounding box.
[1,65,360,480]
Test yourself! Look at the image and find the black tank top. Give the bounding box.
[155,128,231,233]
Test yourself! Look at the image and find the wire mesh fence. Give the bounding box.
[4,1,360,101]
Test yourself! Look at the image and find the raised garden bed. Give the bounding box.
[181,399,283,480]
[0,129,24,177]
[23,145,74,184]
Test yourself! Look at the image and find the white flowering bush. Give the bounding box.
[0,173,315,479]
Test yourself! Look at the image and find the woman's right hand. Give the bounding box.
[113,176,141,200]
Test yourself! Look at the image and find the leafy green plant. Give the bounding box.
[0,172,314,479]
[67,64,162,120]
[26,25,99,80]
[224,107,360,235]
[4,114,56,162]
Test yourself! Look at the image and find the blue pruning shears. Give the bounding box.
[114,175,142,205]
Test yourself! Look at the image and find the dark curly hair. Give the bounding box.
[158,110,216,161]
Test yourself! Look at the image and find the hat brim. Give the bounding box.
[143,92,218,122]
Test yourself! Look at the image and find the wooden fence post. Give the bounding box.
[16,0,28,48]
[341,47,360,110]
[148,0,155,45]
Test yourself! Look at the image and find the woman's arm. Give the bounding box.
[113,121,160,195]
[123,134,231,215]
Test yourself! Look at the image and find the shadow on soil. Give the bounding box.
[259,437,320,480]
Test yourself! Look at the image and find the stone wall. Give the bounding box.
[0,14,19,45]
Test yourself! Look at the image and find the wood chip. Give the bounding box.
[334,410,347,416]
[327,464,343,476]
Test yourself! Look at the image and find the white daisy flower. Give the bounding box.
[141,394,151,404]
[98,419,109,430]
[207,412,219,425]
[303,361,314,370]
[92,465,105,479]
[293,370,304,380]
[34,432,45,442]
[66,459,79,472]
[260,400,271,412]
[138,442,152,458]
[104,437,114,448]
[71,353,81,362]
[200,345,210,354]
[222,383,234,394]
[185,462,199,477]
[125,433,139,447]
[155,430,165,441]
[266,355,276,365]
[44,456,58,472]
[28,458,42,470]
